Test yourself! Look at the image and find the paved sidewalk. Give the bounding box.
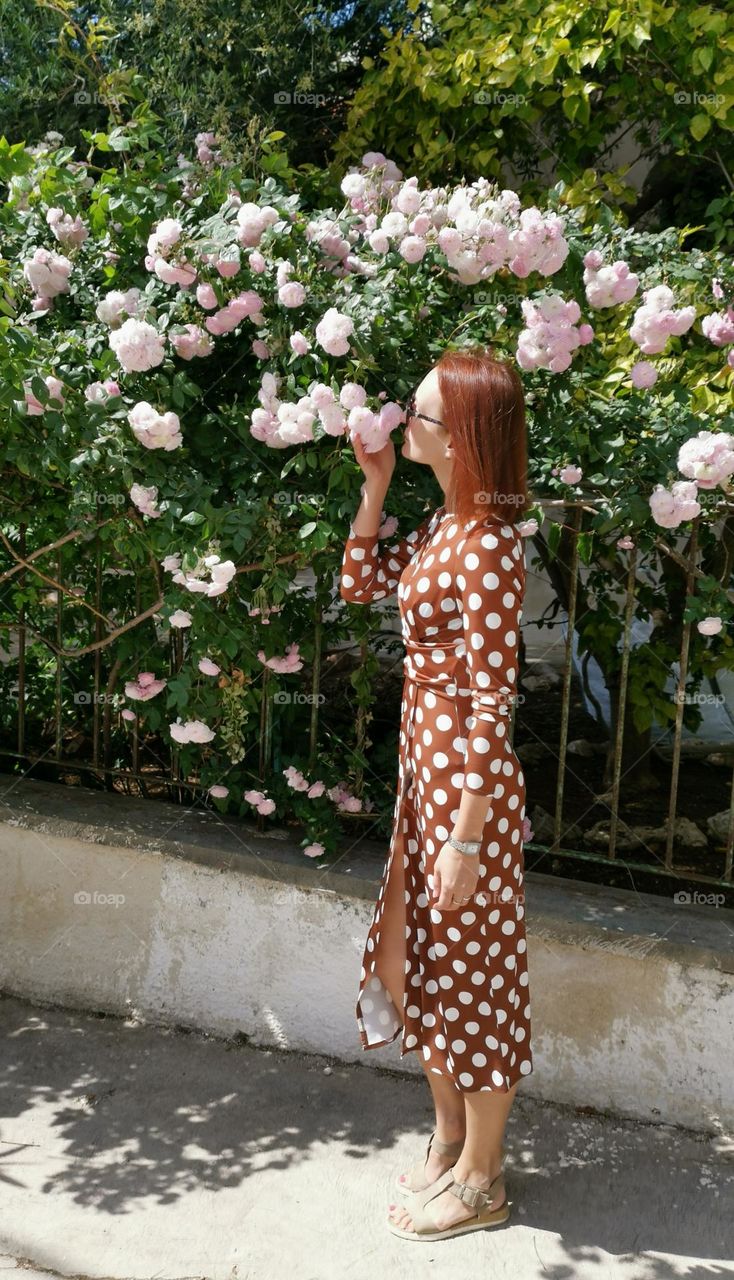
[0,995,733,1280]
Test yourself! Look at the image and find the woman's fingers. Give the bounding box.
[431,845,478,910]
[353,434,396,483]
[434,877,475,912]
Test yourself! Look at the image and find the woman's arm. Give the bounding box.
[339,505,434,604]
[454,522,526,804]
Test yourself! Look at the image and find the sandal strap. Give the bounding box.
[448,1171,503,1211]
[430,1131,464,1157]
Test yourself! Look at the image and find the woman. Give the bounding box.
[339,345,532,1243]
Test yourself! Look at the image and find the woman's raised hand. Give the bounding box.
[352,434,396,490]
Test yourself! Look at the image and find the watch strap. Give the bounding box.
[448,834,482,856]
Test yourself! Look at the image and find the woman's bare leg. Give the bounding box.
[389,1083,518,1232]
[375,831,466,1187]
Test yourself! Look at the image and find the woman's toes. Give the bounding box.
[388,1204,412,1229]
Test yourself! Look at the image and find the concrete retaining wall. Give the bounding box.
[1,776,732,1133]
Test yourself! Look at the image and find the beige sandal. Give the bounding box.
[388,1165,510,1241]
[394,1129,465,1194]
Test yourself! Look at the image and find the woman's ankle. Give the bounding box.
[435,1118,466,1143]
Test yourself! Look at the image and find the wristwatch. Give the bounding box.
[447,834,482,856]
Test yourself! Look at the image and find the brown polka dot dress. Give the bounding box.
[340,503,532,1093]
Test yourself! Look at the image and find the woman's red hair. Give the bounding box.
[436,346,530,525]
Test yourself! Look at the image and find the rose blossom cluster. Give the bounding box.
[516,294,594,373]
[582,251,639,308]
[46,207,88,248]
[304,215,380,280]
[247,602,282,623]
[283,765,326,799]
[283,768,368,813]
[698,617,724,636]
[195,132,222,166]
[558,464,583,485]
[235,201,281,248]
[649,430,734,528]
[250,372,319,448]
[169,609,192,628]
[629,285,696,355]
[145,217,197,288]
[341,156,569,285]
[85,378,120,402]
[23,375,64,414]
[304,215,354,265]
[701,307,734,347]
[170,718,215,744]
[257,643,303,673]
[250,372,402,452]
[242,769,367,829]
[128,401,182,451]
[340,152,406,218]
[203,289,264,335]
[327,781,364,813]
[438,188,568,283]
[194,657,218,678]
[110,318,166,372]
[275,258,307,308]
[169,323,214,359]
[314,306,354,355]
[129,483,161,518]
[163,552,237,598]
[648,481,702,528]
[244,788,276,815]
[678,430,734,489]
[125,671,166,701]
[23,246,72,309]
[630,361,658,389]
[96,287,141,326]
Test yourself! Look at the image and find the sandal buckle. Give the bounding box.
[449,1179,491,1210]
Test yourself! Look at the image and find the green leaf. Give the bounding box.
[689,113,711,141]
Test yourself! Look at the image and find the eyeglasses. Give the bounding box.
[403,386,447,430]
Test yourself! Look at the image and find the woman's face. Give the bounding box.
[400,367,450,467]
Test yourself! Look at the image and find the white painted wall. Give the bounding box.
[1,820,732,1133]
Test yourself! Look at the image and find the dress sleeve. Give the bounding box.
[340,512,433,604]
[455,524,526,794]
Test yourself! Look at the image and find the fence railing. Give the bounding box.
[1,500,733,888]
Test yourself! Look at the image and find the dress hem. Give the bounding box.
[358,1021,533,1094]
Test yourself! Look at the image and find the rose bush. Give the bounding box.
[0,123,732,859]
